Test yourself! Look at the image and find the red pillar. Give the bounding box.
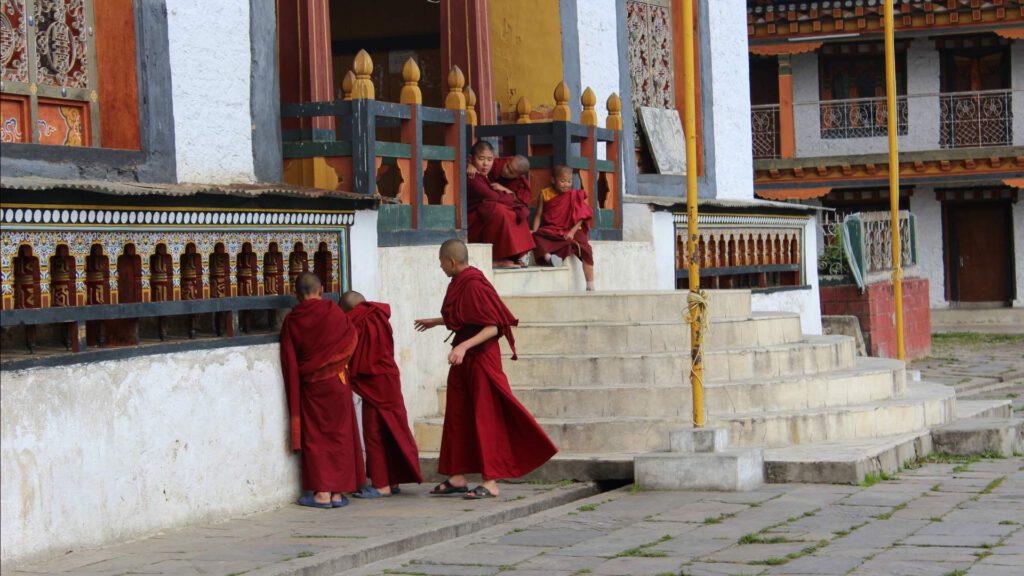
[441,0,494,125]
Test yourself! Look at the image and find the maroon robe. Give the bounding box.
[491,156,533,223]
[280,298,366,492]
[346,301,423,488]
[439,266,557,479]
[533,188,595,265]
[467,173,535,261]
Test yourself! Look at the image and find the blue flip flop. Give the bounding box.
[297,494,332,509]
[331,495,349,508]
[352,486,383,499]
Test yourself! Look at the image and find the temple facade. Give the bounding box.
[2,0,833,568]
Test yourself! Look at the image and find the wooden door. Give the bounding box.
[948,203,1013,304]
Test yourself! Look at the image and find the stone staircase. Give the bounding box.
[415,274,975,484]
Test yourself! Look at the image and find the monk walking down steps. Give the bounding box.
[532,164,596,291]
[466,140,535,269]
[279,272,364,509]
[341,291,423,498]
[414,239,557,500]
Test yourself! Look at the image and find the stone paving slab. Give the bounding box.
[351,456,1024,576]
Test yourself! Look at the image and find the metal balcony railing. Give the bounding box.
[819,95,908,139]
[751,104,781,159]
[940,89,1014,149]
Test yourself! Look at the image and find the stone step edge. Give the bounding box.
[513,311,798,327]
[956,398,1014,420]
[763,430,932,485]
[502,335,852,360]
[710,381,952,421]
[245,482,600,576]
[502,289,751,299]
[417,452,636,483]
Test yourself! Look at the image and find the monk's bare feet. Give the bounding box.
[493,260,518,269]
[429,475,469,495]
[330,492,344,503]
[481,479,500,496]
[376,486,392,496]
[314,491,331,504]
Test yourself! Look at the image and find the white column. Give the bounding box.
[349,209,379,300]
[1012,42,1024,146]
[791,52,820,158]
[906,38,941,152]
[909,188,948,308]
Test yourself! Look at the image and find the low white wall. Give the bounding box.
[376,244,493,423]
[622,203,677,291]
[349,209,379,301]
[1,345,296,569]
[909,188,949,308]
[166,0,256,183]
[750,216,822,335]
[567,241,662,291]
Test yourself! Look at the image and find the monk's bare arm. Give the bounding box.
[414,317,444,332]
[448,325,499,365]
[532,200,543,232]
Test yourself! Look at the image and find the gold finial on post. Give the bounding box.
[581,86,597,126]
[342,70,355,101]
[400,57,422,104]
[445,65,466,110]
[553,81,571,121]
[606,93,622,130]
[352,49,375,100]
[465,85,478,126]
[516,96,531,124]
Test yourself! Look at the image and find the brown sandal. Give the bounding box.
[429,479,469,495]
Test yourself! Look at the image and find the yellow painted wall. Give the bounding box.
[488,0,564,121]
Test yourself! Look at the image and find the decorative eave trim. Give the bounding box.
[672,213,811,227]
[0,205,356,228]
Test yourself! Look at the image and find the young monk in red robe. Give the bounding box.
[532,165,596,291]
[280,272,364,508]
[466,141,535,269]
[469,154,533,226]
[341,291,423,497]
[414,239,557,499]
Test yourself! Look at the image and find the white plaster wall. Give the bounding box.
[705,0,754,201]
[1014,201,1024,308]
[750,217,822,335]
[909,189,949,308]
[377,244,493,423]
[166,0,256,183]
[1013,43,1024,146]
[622,203,677,290]
[792,40,939,158]
[1,345,296,569]
[576,0,619,129]
[567,241,661,291]
[349,210,379,301]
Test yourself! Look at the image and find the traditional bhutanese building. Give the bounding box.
[2,0,832,568]
[746,0,1024,323]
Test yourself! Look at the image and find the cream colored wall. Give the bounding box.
[488,0,565,119]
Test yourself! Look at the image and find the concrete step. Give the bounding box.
[763,430,933,485]
[415,415,690,453]
[932,417,1024,457]
[493,266,572,295]
[418,451,636,483]
[438,358,901,419]
[503,351,688,388]
[710,381,956,448]
[704,357,906,415]
[504,312,803,356]
[956,398,1014,419]
[931,307,1024,327]
[502,289,752,323]
[703,335,857,381]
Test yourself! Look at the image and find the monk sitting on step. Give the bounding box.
[414,239,557,499]
[532,165,596,291]
[280,272,364,509]
[341,291,423,498]
[469,154,533,228]
[466,141,536,269]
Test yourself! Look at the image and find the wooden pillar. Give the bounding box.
[442,0,494,125]
[778,54,796,158]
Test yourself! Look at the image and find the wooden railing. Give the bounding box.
[474,84,624,239]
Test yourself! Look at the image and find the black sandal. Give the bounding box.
[463,485,496,500]
[429,479,469,495]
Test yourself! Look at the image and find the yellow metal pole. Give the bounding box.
[682,0,704,427]
[883,0,906,361]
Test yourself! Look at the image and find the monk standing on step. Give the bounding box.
[467,141,535,269]
[414,239,557,499]
[341,291,423,498]
[280,272,364,508]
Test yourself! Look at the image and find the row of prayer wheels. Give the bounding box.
[339,49,622,130]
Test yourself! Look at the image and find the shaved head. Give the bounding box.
[510,155,530,176]
[552,164,573,179]
[440,239,469,264]
[340,290,365,311]
[295,271,322,298]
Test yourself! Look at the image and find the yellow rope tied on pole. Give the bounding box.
[687,289,711,388]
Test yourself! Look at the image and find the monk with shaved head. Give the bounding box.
[415,239,556,499]
[341,290,422,497]
[280,272,364,508]
[466,141,535,269]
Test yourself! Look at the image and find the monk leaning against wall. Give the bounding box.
[415,239,557,499]
[279,272,365,509]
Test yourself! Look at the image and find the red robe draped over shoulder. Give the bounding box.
[491,156,533,223]
[438,266,556,479]
[280,298,366,492]
[467,173,535,261]
[533,188,595,266]
[346,301,423,488]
